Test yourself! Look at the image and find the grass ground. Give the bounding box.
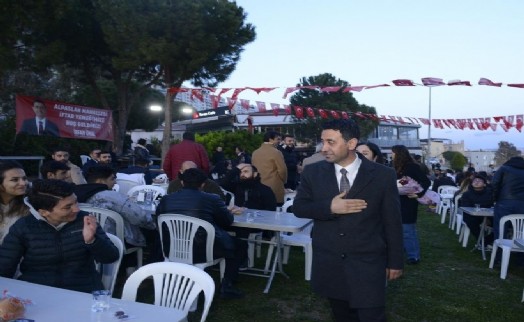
[113,207,524,321]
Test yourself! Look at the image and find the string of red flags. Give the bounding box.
[169,77,524,132]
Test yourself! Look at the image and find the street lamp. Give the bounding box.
[150,105,162,128]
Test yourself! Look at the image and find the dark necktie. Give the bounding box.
[340,168,351,193]
[38,121,44,135]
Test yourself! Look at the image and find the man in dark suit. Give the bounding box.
[294,119,404,322]
[19,99,60,136]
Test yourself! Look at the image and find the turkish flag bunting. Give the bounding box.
[507,83,524,88]
[245,87,277,94]
[319,87,342,93]
[364,84,390,90]
[419,118,430,125]
[501,124,509,132]
[216,88,231,102]
[240,99,250,110]
[421,77,445,86]
[504,116,514,128]
[447,119,457,129]
[227,97,237,109]
[493,116,504,123]
[442,119,450,128]
[341,111,349,119]
[342,86,366,92]
[190,89,204,101]
[282,87,300,99]
[380,115,391,123]
[478,78,502,87]
[256,101,266,112]
[283,105,291,114]
[168,87,189,94]
[330,110,340,119]
[270,103,280,111]
[448,80,472,86]
[230,88,246,100]
[318,109,328,119]
[210,95,220,109]
[306,107,315,118]
[490,123,498,131]
[294,106,304,118]
[273,108,279,116]
[392,79,415,86]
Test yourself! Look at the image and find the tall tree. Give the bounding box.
[289,73,378,142]
[5,0,255,155]
[495,141,522,165]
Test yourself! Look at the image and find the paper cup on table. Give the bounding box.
[91,290,111,312]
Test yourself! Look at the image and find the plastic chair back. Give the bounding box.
[98,233,124,294]
[127,184,166,200]
[121,262,215,322]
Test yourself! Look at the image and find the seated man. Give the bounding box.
[0,179,119,293]
[74,165,155,249]
[156,168,246,299]
[432,170,456,192]
[51,147,86,184]
[40,160,71,182]
[167,160,226,201]
[119,158,154,184]
[82,147,101,177]
[460,175,494,245]
[220,163,276,211]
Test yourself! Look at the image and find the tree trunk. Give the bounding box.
[161,91,173,168]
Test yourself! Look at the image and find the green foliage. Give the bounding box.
[196,131,263,160]
[495,141,521,165]
[442,151,467,171]
[289,73,379,141]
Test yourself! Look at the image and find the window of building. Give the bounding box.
[377,126,397,140]
[398,127,418,140]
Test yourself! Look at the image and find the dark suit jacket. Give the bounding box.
[293,156,403,308]
[19,118,60,137]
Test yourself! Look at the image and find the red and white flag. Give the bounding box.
[421,77,445,86]
[448,80,471,86]
[240,99,250,110]
[478,78,502,87]
[507,83,524,88]
[392,79,415,86]
[270,103,280,111]
[256,101,266,112]
[294,106,304,118]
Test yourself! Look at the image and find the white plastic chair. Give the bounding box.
[437,185,459,224]
[79,206,143,268]
[96,233,124,294]
[157,214,225,280]
[449,194,462,232]
[488,214,524,279]
[127,184,166,200]
[220,188,235,208]
[121,262,215,322]
[116,172,146,195]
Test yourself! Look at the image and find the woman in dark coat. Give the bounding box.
[391,145,430,264]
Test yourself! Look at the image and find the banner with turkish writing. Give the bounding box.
[15,95,113,141]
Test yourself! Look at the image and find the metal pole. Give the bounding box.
[427,87,432,165]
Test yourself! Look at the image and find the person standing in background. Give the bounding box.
[278,134,300,190]
[492,156,524,239]
[391,145,431,265]
[294,119,403,322]
[163,132,210,180]
[252,131,287,205]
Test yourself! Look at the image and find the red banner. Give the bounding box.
[16,95,113,141]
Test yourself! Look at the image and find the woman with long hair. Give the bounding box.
[0,161,29,244]
[356,142,385,164]
[391,145,431,264]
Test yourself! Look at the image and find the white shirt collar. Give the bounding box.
[334,154,362,189]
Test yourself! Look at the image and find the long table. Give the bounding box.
[0,277,184,322]
[231,209,312,293]
[460,207,494,260]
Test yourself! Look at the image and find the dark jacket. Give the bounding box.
[220,167,276,211]
[459,186,494,208]
[293,157,403,307]
[156,188,235,256]
[432,175,456,193]
[278,145,299,190]
[0,211,119,293]
[74,183,108,202]
[167,178,226,201]
[134,145,151,164]
[492,157,524,201]
[398,162,431,224]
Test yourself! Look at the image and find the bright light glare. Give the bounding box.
[182,107,193,114]
[150,105,162,112]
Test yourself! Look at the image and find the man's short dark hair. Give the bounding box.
[283,134,294,140]
[33,98,46,107]
[179,168,207,189]
[40,160,70,178]
[263,131,280,142]
[137,138,147,145]
[28,179,75,211]
[183,132,195,141]
[85,165,115,183]
[322,119,360,141]
[51,146,70,154]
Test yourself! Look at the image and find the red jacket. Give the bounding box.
[163,139,210,179]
